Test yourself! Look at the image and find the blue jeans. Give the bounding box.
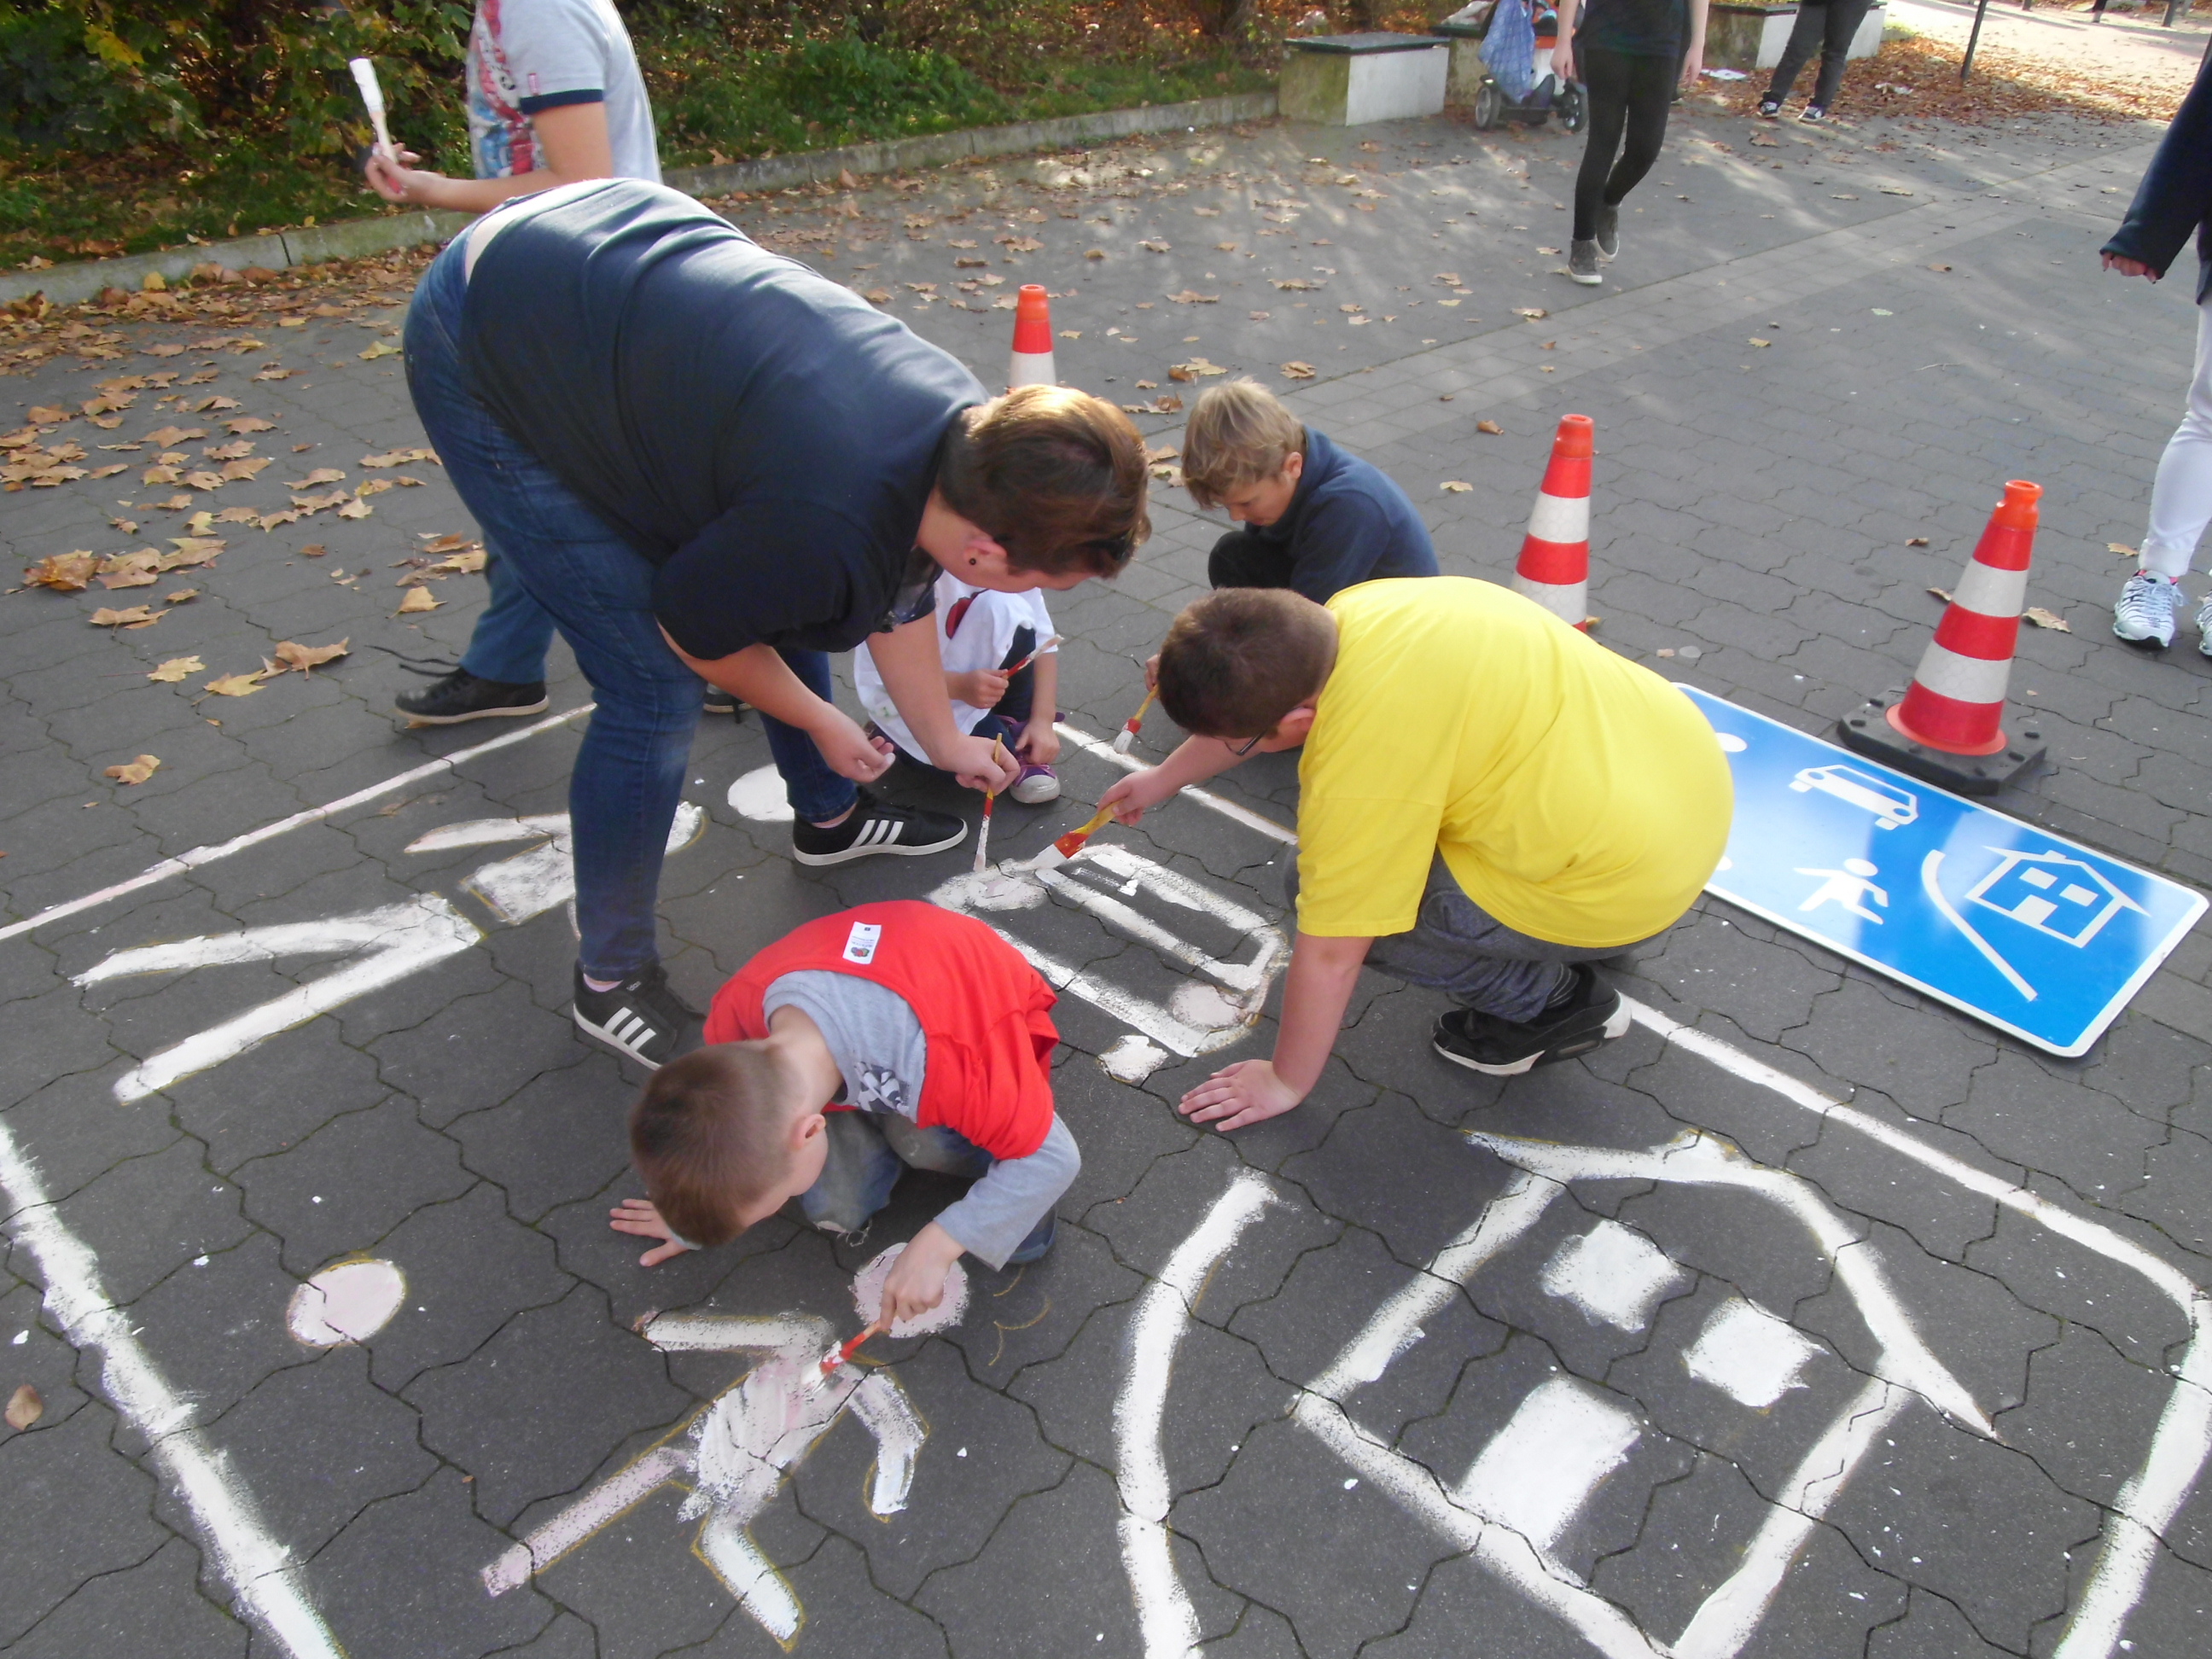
[800,1111,1056,1264]
[404,242,854,978]
[457,550,556,686]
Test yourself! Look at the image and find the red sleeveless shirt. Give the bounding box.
[703,901,1059,1160]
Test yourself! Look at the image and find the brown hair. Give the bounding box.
[1180,378,1306,511]
[936,385,1150,578]
[1157,587,1336,738]
[629,1045,806,1248]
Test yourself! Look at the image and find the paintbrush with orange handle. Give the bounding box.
[1025,801,1117,872]
[1111,684,1158,755]
[971,736,1008,874]
[819,1320,887,1378]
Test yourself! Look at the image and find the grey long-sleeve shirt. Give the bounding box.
[762,969,1078,1269]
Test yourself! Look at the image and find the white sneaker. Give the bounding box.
[2197,591,2212,659]
[2114,570,2181,649]
[1009,765,1061,805]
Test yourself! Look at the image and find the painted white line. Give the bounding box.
[0,703,595,946]
[1538,1218,1691,1333]
[1115,1171,1277,1659]
[1054,721,1300,846]
[0,1117,343,1657]
[1452,1377,1642,1551]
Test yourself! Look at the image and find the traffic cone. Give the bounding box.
[1837,479,2046,796]
[1511,414,1593,629]
[1010,285,1055,390]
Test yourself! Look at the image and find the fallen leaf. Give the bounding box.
[6,1384,44,1429]
[1833,193,1860,201]
[1170,358,1226,381]
[225,416,276,434]
[1167,364,1194,383]
[220,457,272,481]
[205,440,253,461]
[1150,394,1184,414]
[1906,537,1930,547]
[258,509,301,532]
[271,637,350,673]
[2109,542,2139,558]
[1514,307,1549,321]
[1880,187,1915,197]
[88,463,127,479]
[416,533,474,554]
[1339,303,1364,315]
[212,505,261,524]
[1272,277,1319,291]
[300,544,328,557]
[1479,421,1508,437]
[147,657,202,683]
[1749,338,1772,347]
[1216,242,1238,253]
[251,367,291,381]
[164,588,198,604]
[1057,329,1080,340]
[1140,240,1171,253]
[1928,263,1953,273]
[1441,480,1475,492]
[24,552,97,590]
[430,549,487,574]
[337,497,373,520]
[1084,248,1106,260]
[2023,606,2071,632]
[1280,361,1316,380]
[1928,587,1954,602]
[165,537,225,566]
[141,464,180,486]
[356,479,393,497]
[203,669,271,697]
[954,256,989,269]
[358,340,401,360]
[287,468,345,488]
[398,586,440,614]
[90,606,159,627]
[142,427,202,448]
[26,405,70,424]
[183,471,224,492]
[1134,380,1157,391]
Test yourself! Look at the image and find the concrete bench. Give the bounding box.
[1705,3,1887,73]
[1281,32,1453,126]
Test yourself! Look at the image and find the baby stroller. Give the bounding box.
[1450,0,1587,131]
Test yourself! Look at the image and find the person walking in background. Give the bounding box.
[2105,48,2212,653]
[366,0,663,725]
[1554,0,1708,287]
[1756,0,1876,122]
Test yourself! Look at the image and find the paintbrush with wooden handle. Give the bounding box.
[1112,684,1158,755]
[971,736,1008,874]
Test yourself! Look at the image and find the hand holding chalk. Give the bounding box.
[348,57,397,161]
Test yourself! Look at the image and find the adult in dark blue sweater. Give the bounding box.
[2105,48,2212,655]
[1179,379,1437,602]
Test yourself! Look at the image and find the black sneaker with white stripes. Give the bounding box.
[572,962,696,1069]
[790,789,966,866]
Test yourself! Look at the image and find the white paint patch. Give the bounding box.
[1539,1220,1691,1332]
[928,869,1049,912]
[1115,1172,1278,1659]
[1453,1377,1642,1551]
[0,1116,342,1656]
[726,764,795,822]
[1167,980,1254,1032]
[286,1259,405,1348]
[79,894,483,1103]
[416,803,704,925]
[1101,1034,1171,1084]
[1682,1298,1822,1410]
[853,1244,969,1338]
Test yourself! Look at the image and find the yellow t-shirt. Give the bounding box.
[1295,577,1732,947]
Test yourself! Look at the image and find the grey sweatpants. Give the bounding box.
[1288,855,1662,1024]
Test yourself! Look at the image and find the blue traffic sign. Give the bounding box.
[1682,686,2207,1057]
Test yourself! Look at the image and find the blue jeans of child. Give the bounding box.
[457,551,556,686]
[801,1110,1056,1264]
[405,241,856,980]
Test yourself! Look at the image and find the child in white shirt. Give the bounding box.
[857,573,1061,802]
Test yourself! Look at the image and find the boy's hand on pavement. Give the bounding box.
[1179,1059,1302,1131]
[948,668,1011,708]
[1018,719,1061,766]
[1099,767,1173,824]
[609,1197,696,1267]
[880,1224,964,1328]
[942,731,1022,794]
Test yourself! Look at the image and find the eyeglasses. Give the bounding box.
[1227,731,1268,758]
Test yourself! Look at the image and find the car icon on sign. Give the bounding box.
[1788,764,1918,830]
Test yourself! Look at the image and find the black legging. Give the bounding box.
[1572,45,1678,244]
[1764,0,1876,112]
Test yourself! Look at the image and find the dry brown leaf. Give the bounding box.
[225,416,276,434]
[147,656,202,683]
[1749,338,1773,348]
[1280,361,1316,380]
[1514,307,1549,322]
[953,256,989,269]
[417,532,473,554]
[88,463,127,479]
[259,509,302,532]
[26,405,70,424]
[300,543,328,558]
[1084,248,1106,260]
[202,669,269,697]
[337,498,373,520]
[1476,420,1505,435]
[272,637,350,673]
[1272,277,1319,291]
[5,1384,44,1430]
[24,552,97,591]
[356,479,393,498]
[142,425,201,447]
[1150,394,1184,414]
[183,471,224,492]
[431,549,488,574]
[1167,290,1219,305]
[141,464,179,486]
[1907,537,1930,547]
[287,468,345,488]
[1140,240,1171,253]
[1928,587,1954,603]
[212,505,261,524]
[398,586,440,614]
[90,605,158,627]
[358,340,401,360]
[2109,542,2139,558]
[166,537,224,566]
[251,366,291,381]
[164,588,198,605]
[220,457,272,481]
[2023,606,2071,632]
[1441,480,1475,493]
[1170,358,1226,381]
[205,440,253,461]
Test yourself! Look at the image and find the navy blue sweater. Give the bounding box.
[2104,49,2212,302]
[1245,428,1438,603]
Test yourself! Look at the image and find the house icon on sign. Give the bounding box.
[1965,849,2145,947]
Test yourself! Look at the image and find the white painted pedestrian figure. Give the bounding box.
[483,1248,956,1644]
[1794,857,1888,926]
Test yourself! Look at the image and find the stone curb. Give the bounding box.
[0,90,1279,312]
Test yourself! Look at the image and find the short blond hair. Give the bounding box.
[1181,379,1306,511]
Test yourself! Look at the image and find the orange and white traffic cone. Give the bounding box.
[1511,414,1593,629]
[1010,285,1055,390]
[1837,479,2046,795]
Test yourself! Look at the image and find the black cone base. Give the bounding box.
[1833,701,2044,797]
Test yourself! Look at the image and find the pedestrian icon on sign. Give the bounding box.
[1966,850,2145,947]
[1794,859,1888,927]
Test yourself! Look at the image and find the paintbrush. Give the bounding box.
[972,736,1008,874]
[998,633,1063,680]
[818,1320,886,1378]
[1112,684,1158,755]
[348,57,398,160]
[1025,801,1117,872]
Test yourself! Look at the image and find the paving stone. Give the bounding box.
[479,1610,597,1659]
[1610,1166,1844,1324]
[1964,1205,2192,1370]
[52,1138,250,1307]
[1363,1547,1621,1659]
[2098,1544,2212,1659]
[121,1230,309,1435]
[530,1484,756,1659]
[1789,979,2000,1120]
[370,974,595,1129]
[234,1094,473,1275]
[445,1052,636,1224]
[536,1166,796,1333]
[309,1466,556,1659]
[1866,1586,2013,1659]
[164,1012,392,1174]
[408,1281,691,1528]
[1283,1092,1519,1270]
[1944,1050,2160,1206]
[935,1216,1145,1387]
[0,982,122,1109]
[1198,1597,1303,1659]
[1994,1324,2181,1514]
[357,1182,572,1392]
[1051,1047,1204,1212]
[675,1532,950,1659]
[0,1400,167,1643]
[1783,1092,2017,1266]
[8,1534,247,1659]
[791,1339,1069,1598]
[0,1279,91,1431]
[1639,910,1841,1045]
[2122,1124,2212,1256]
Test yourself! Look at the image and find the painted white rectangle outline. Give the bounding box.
[1681,686,2209,1058]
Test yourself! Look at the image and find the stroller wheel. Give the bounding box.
[1557,79,1586,133]
[1473,79,1505,129]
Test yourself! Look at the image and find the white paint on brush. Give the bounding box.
[1539,1220,1691,1333]
[286,1259,406,1347]
[726,764,795,823]
[1682,1298,1823,1410]
[1101,1034,1171,1084]
[0,1117,342,1657]
[1115,1172,1277,1659]
[79,894,484,1103]
[853,1243,969,1338]
[1452,1377,1641,1552]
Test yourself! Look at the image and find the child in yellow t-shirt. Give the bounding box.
[1100,577,1732,1129]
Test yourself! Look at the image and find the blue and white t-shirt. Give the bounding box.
[467,0,661,184]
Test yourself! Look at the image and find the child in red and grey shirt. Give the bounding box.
[612,903,1078,1326]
